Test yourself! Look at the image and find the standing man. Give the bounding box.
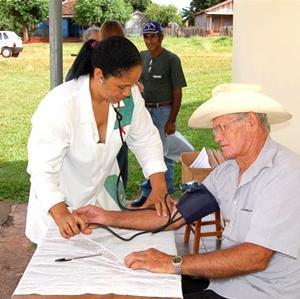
[132,21,187,207]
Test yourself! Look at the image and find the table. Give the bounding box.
[13,295,170,299]
[13,220,182,299]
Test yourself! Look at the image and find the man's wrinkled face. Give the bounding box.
[143,33,163,52]
[212,113,249,160]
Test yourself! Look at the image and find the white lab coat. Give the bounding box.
[26,75,166,244]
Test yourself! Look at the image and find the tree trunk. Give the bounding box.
[23,25,29,42]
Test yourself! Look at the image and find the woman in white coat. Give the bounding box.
[26,37,168,244]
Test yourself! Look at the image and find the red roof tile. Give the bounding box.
[62,0,74,17]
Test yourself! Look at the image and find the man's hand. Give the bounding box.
[125,248,174,274]
[49,202,91,239]
[165,120,176,135]
[75,205,108,227]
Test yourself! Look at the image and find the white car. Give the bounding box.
[0,31,23,58]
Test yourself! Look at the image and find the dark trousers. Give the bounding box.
[182,276,229,299]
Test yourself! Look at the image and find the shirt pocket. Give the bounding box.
[151,73,168,85]
[236,209,253,242]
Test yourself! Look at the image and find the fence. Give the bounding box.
[125,28,142,37]
[163,26,233,37]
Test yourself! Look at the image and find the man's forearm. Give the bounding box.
[168,89,182,122]
[104,209,172,231]
[181,242,273,278]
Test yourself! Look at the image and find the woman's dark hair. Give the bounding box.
[71,36,142,79]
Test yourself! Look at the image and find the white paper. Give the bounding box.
[14,220,182,298]
[190,147,210,168]
[165,131,194,162]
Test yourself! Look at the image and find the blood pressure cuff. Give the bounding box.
[176,184,219,224]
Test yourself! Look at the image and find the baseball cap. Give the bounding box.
[143,21,163,34]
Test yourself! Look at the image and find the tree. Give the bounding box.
[191,0,224,10]
[182,0,223,25]
[73,0,133,26]
[181,6,196,26]
[144,3,182,27]
[0,5,15,31]
[125,0,150,12]
[0,0,48,42]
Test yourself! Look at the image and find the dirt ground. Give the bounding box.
[0,201,35,299]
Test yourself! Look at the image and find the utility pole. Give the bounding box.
[49,0,63,89]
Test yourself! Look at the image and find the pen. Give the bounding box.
[55,253,102,262]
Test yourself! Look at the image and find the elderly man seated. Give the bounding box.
[76,84,300,299]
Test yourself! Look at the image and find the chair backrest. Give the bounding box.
[207,149,225,168]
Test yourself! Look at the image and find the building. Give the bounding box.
[194,0,233,35]
[62,0,83,38]
[32,0,83,40]
[125,11,147,36]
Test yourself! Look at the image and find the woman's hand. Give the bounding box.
[49,202,91,239]
[137,172,176,216]
[143,192,176,217]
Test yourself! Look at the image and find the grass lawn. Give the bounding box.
[0,36,232,202]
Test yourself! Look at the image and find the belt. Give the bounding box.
[145,101,172,108]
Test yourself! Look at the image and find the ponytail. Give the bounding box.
[70,37,141,80]
[71,39,98,80]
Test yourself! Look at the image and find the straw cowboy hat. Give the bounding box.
[188,83,292,128]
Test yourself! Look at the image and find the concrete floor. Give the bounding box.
[175,214,222,256]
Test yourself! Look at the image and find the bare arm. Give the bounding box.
[165,88,182,135]
[181,242,273,278]
[141,172,176,216]
[125,242,273,277]
[75,204,185,231]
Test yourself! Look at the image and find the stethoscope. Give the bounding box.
[91,101,183,242]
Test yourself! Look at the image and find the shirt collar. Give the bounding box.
[78,75,93,124]
[239,137,277,186]
[78,75,125,124]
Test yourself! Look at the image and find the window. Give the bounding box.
[0,33,2,40]
[3,32,9,39]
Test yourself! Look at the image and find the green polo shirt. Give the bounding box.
[140,49,187,104]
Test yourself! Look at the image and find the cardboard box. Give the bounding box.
[180,151,212,183]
